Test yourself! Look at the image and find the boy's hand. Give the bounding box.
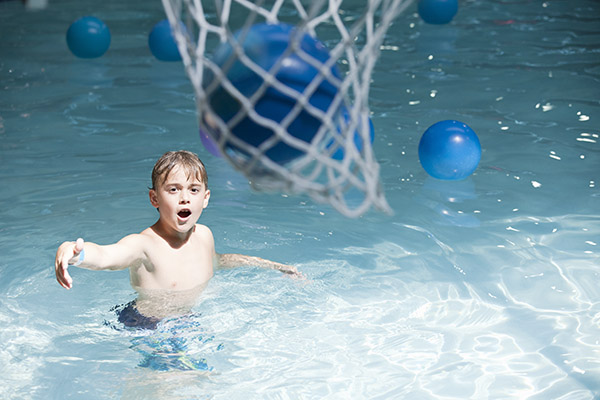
[274,263,305,280]
[55,238,84,289]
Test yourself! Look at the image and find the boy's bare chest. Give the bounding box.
[135,239,214,290]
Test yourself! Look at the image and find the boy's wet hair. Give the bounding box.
[151,150,208,190]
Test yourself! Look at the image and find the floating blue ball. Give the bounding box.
[148,19,182,62]
[418,120,481,180]
[66,16,111,59]
[205,23,341,164]
[418,0,458,25]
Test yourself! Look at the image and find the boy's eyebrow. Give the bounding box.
[162,180,205,187]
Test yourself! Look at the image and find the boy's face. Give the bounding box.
[149,166,210,233]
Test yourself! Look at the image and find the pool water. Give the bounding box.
[1,0,599,398]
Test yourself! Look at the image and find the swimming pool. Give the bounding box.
[1,0,599,398]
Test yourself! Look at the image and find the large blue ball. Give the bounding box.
[328,110,375,160]
[418,120,481,180]
[66,16,111,59]
[205,23,341,164]
[199,126,221,157]
[148,19,182,61]
[418,0,458,25]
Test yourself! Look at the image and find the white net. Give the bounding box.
[161,0,414,217]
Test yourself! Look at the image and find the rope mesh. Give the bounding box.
[161,0,414,217]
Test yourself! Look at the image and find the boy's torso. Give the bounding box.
[129,224,214,291]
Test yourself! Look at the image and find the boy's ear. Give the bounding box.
[203,189,211,209]
[149,189,159,208]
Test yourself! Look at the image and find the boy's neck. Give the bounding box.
[151,221,194,249]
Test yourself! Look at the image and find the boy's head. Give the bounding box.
[151,150,208,190]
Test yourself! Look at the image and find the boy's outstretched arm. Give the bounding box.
[55,235,143,289]
[215,253,302,278]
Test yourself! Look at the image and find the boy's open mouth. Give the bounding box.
[178,209,192,218]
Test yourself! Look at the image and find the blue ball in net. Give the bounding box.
[418,0,458,25]
[148,19,182,62]
[418,120,481,180]
[66,16,111,58]
[199,127,221,157]
[205,23,341,164]
[328,109,375,160]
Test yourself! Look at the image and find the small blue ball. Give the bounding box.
[418,120,481,180]
[418,0,458,25]
[66,16,111,59]
[148,19,182,62]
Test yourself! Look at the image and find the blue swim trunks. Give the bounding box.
[113,301,161,330]
[109,301,214,371]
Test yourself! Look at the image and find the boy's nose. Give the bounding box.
[179,191,190,203]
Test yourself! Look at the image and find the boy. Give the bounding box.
[55,150,299,326]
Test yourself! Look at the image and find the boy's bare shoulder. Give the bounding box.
[194,224,214,238]
[139,226,157,237]
[119,230,155,247]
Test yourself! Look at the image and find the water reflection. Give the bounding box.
[418,176,480,227]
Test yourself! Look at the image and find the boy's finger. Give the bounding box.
[60,268,73,289]
[58,255,73,289]
[55,263,70,289]
[62,268,73,289]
